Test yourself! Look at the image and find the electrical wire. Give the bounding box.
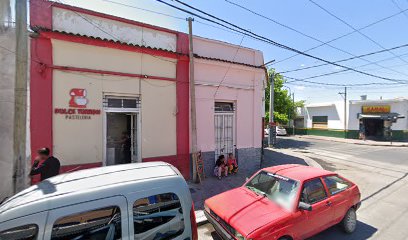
[156,0,408,84]
[224,0,408,77]
[273,6,408,65]
[281,43,408,74]
[308,0,408,65]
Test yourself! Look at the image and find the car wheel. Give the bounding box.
[341,208,357,233]
[278,237,291,240]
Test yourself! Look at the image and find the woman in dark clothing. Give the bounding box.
[214,155,228,180]
[30,148,61,181]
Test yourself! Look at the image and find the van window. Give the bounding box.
[133,193,185,239]
[51,206,121,240]
[0,224,38,240]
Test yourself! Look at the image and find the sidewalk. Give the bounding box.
[296,135,408,147]
[190,148,320,225]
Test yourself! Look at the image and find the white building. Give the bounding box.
[298,97,408,140]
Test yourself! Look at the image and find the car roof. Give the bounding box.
[263,164,334,182]
[0,162,181,222]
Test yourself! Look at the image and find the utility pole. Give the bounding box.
[13,0,28,192]
[268,73,275,147]
[188,17,198,182]
[292,92,295,136]
[339,87,347,139]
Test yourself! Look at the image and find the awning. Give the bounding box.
[359,114,382,119]
[358,112,405,120]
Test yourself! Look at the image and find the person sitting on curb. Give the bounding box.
[227,153,238,174]
[214,155,228,180]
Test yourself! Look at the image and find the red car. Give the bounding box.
[204,164,361,240]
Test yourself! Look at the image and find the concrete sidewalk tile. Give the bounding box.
[195,210,208,226]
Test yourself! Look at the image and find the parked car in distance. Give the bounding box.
[276,126,287,136]
[0,162,198,240]
[264,126,287,137]
[205,164,361,240]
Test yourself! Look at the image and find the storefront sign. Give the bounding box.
[362,105,390,114]
[54,88,101,120]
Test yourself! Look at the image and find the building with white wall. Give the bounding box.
[298,98,408,140]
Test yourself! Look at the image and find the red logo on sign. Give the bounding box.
[69,88,88,108]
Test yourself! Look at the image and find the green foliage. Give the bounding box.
[265,69,304,125]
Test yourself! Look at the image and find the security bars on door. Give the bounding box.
[215,102,235,160]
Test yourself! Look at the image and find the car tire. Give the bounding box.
[278,237,291,240]
[341,207,357,234]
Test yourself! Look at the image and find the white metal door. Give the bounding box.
[214,113,235,159]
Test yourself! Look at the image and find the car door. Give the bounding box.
[323,175,352,223]
[43,196,129,240]
[299,178,334,239]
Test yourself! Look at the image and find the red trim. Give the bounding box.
[40,31,181,60]
[31,162,103,185]
[30,37,53,184]
[175,33,190,179]
[60,162,103,173]
[143,155,178,167]
[53,2,179,35]
[30,0,53,28]
[50,65,176,82]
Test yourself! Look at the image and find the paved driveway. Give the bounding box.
[198,137,408,240]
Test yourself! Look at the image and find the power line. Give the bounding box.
[224,0,408,77]
[281,43,408,74]
[273,6,408,65]
[390,0,408,20]
[157,0,408,83]
[308,0,408,65]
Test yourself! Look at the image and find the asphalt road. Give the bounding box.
[199,136,408,240]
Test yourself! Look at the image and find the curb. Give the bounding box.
[295,135,408,147]
[195,210,209,226]
[265,148,323,169]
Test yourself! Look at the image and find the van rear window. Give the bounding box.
[0,224,38,240]
[133,192,185,239]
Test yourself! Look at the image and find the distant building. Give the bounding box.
[296,97,407,141]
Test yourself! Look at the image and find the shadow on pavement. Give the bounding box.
[308,221,377,240]
[265,136,312,150]
[262,148,308,168]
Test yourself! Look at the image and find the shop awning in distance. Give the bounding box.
[358,112,405,121]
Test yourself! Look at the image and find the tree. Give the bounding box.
[265,69,304,125]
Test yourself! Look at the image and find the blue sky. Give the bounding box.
[60,0,408,103]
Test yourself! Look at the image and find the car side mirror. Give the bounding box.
[298,202,312,211]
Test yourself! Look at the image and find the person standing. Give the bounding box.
[30,147,61,181]
[120,131,131,164]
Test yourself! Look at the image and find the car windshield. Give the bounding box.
[245,171,299,210]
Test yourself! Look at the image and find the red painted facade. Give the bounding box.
[30,0,191,179]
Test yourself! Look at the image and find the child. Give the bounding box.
[214,155,228,180]
[227,153,238,174]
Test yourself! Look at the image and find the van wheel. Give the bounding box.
[341,208,357,233]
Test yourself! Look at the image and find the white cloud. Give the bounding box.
[300,64,305,67]
[295,86,305,91]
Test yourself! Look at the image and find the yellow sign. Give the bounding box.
[362,105,390,114]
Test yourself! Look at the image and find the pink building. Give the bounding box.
[28,0,265,182]
[193,37,266,176]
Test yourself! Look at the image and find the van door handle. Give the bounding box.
[326,201,332,207]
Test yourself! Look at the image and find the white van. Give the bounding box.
[0,162,197,240]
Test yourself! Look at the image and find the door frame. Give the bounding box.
[214,108,236,161]
[103,96,142,166]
